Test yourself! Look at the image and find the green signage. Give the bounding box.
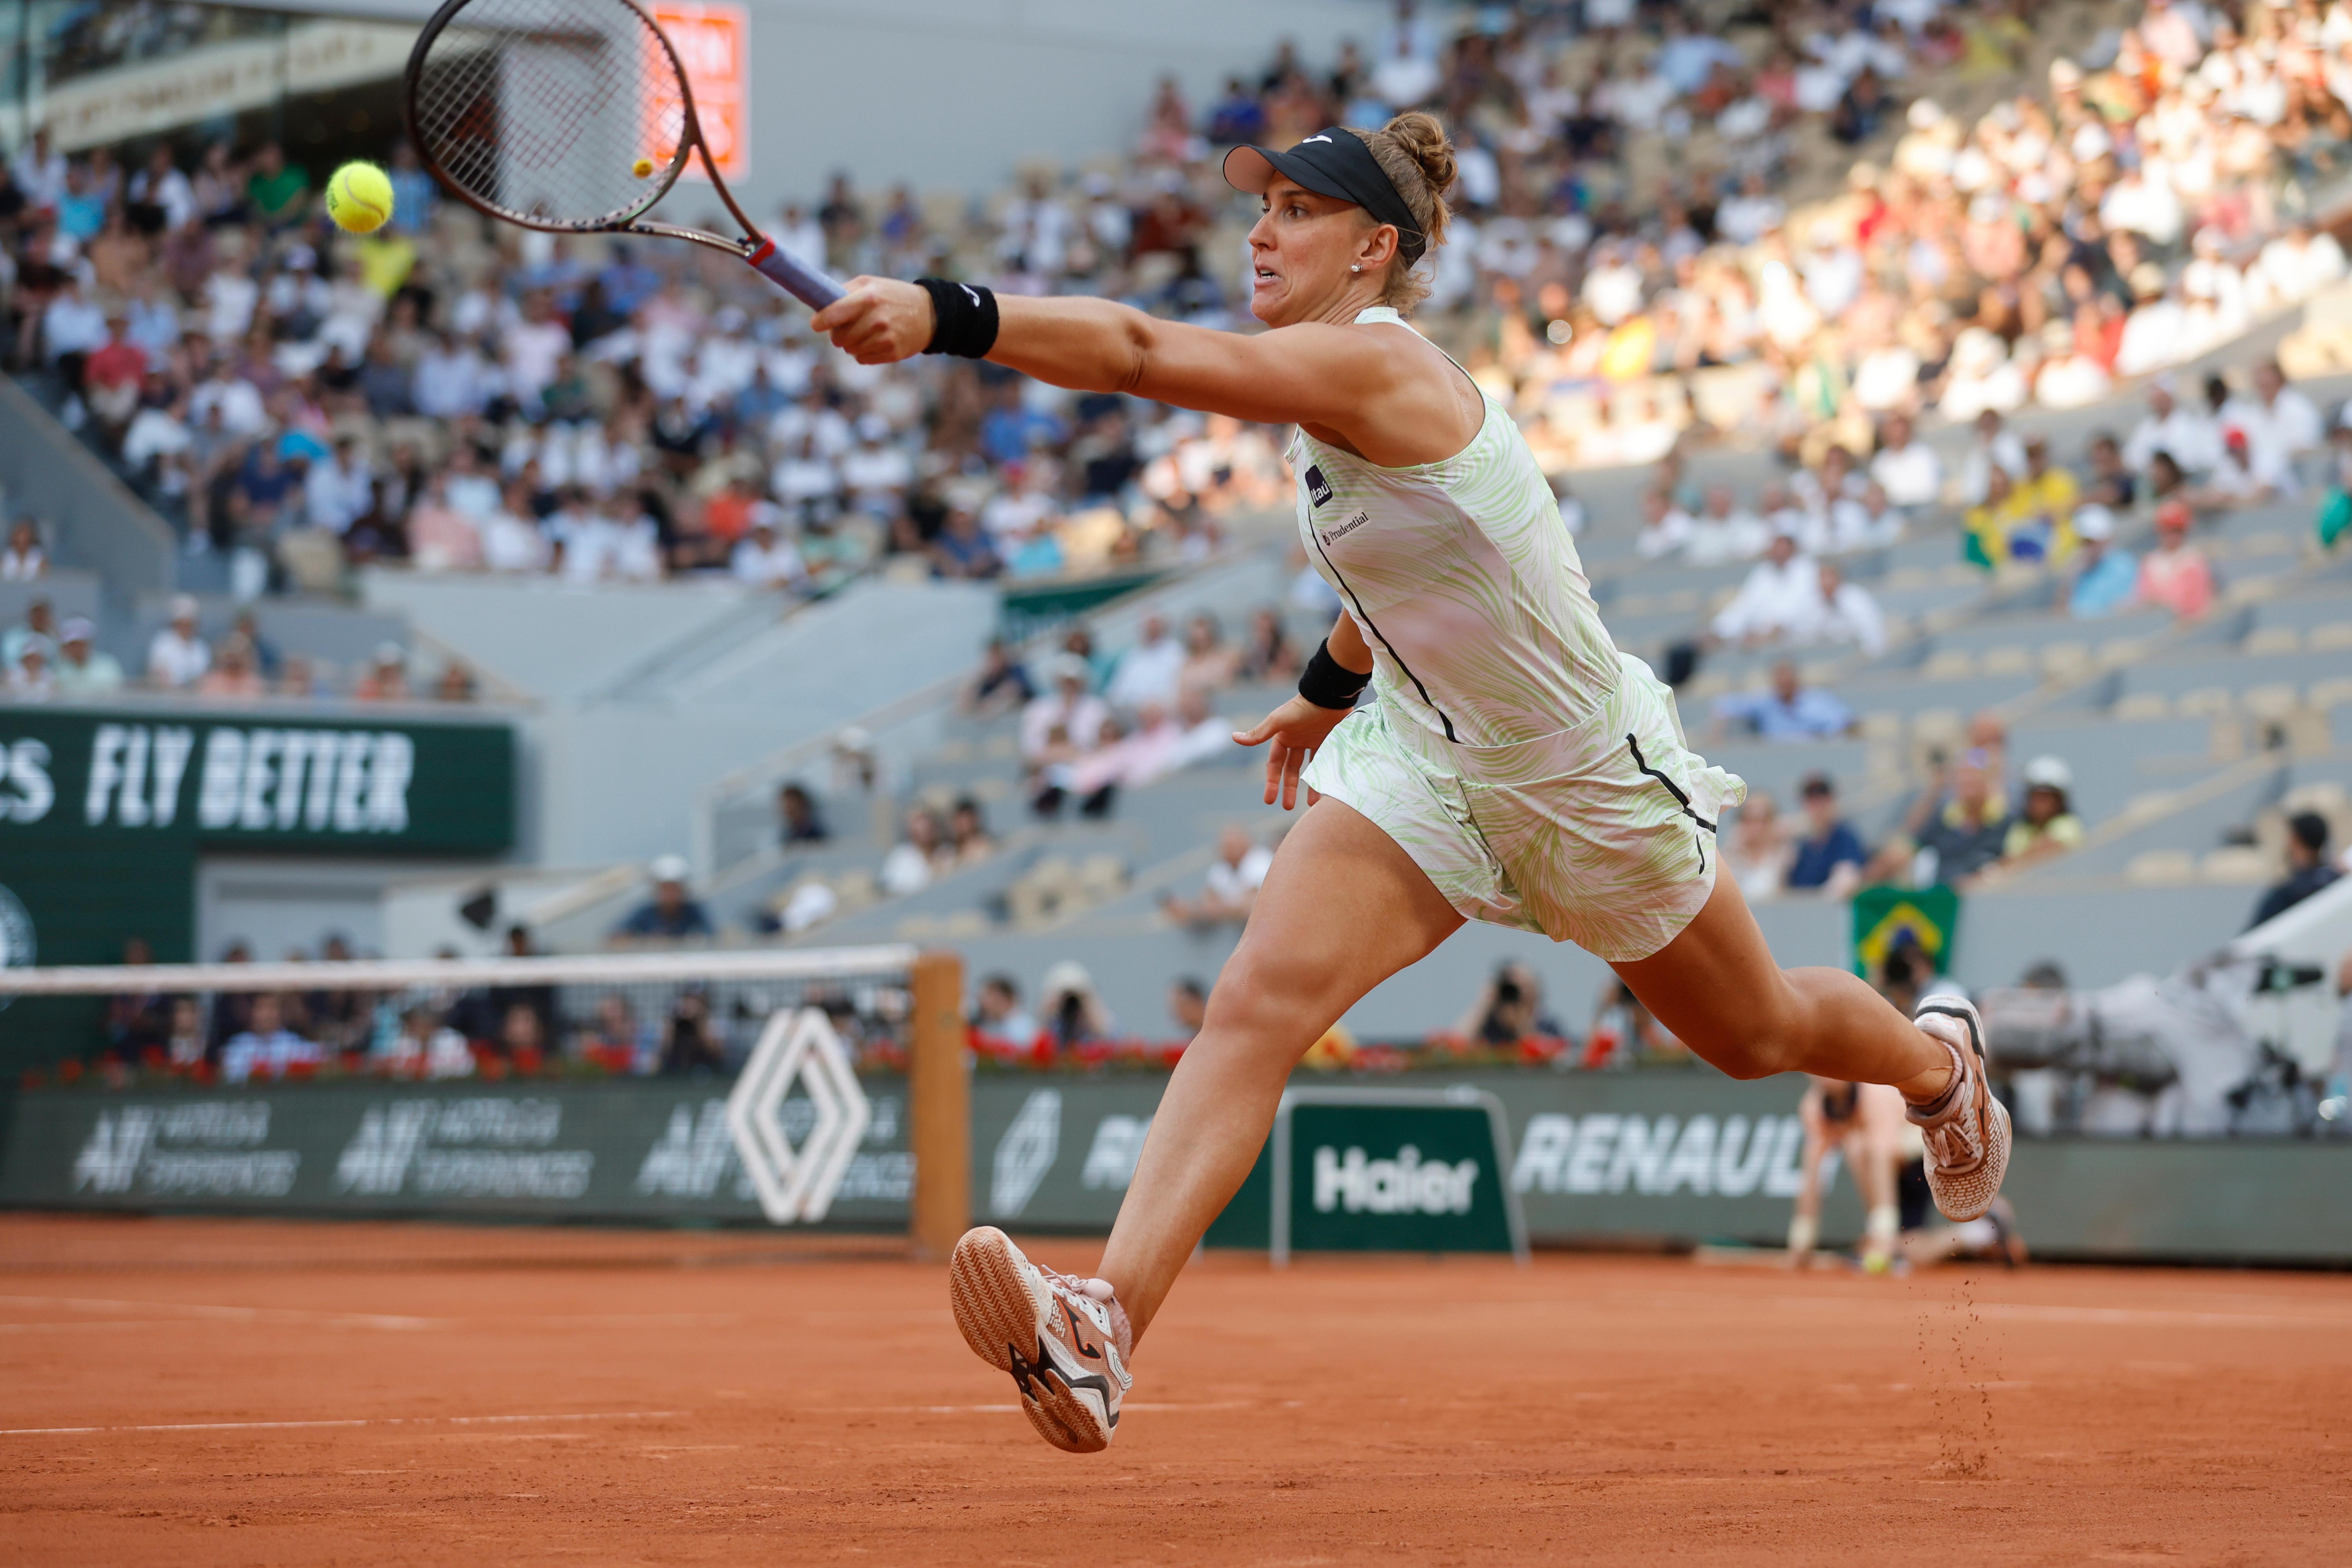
[0,708,515,856]
[1272,1087,1527,1262]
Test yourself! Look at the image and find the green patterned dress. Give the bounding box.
[1293,307,1747,961]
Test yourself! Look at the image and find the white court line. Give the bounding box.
[1619,1290,2352,1330]
[0,1294,436,1330]
[1,1410,686,1437]
[828,1400,1255,1416]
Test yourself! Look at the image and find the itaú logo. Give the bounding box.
[1312,1144,1479,1216]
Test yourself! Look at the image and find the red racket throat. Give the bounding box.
[403,0,842,308]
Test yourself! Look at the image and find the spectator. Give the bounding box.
[195,634,266,699]
[1454,962,1562,1051]
[611,855,714,942]
[962,638,1034,716]
[1801,561,1887,657]
[52,617,123,697]
[2249,813,2342,929]
[219,993,323,1084]
[1710,532,1822,647]
[145,595,210,688]
[1788,774,1867,896]
[2065,506,2139,619]
[7,634,55,699]
[352,643,413,701]
[1634,487,1696,561]
[1160,825,1272,927]
[1723,789,1793,902]
[880,807,949,895]
[2136,501,2215,620]
[2,520,47,580]
[2218,361,2322,490]
[1999,756,2084,873]
[1878,751,2011,888]
[1038,961,1116,1055]
[1106,613,1184,709]
[1166,976,1208,1041]
[777,782,829,846]
[973,973,1041,1058]
[656,987,726,1075]
[1869,414,1942,512]
[1020,655,1110,764]
[1237,606,1298,682]
[2123,376,2220,477]
[946,796,995,866]
[1583,977,1679,1069]
[1177,611,1239,698]
[730,517,808,591]
[1714,660,1856,743]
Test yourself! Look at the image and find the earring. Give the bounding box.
[1350,264,1362,273]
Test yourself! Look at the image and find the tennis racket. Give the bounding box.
[404,0,843,310]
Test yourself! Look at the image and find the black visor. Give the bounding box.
[1222,127,1427,266]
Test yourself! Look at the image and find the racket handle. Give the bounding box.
[746,238,845,310]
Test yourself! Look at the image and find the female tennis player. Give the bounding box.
[812,113,2009,1455]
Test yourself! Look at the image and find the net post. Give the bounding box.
[907,949,968,1261]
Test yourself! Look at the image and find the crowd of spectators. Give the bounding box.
[2,588,477,702]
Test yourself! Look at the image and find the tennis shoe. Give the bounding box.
[948,1226,1131,1453]
[1907,994,2011,1222]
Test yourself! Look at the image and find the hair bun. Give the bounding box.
[1381,110,1457,198]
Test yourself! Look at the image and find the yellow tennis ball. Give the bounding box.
[325,161,393,234]
[632,158,655,179]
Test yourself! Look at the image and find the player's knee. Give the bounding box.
[1201,945,1343,1044]
[1693,1003,1808,1080]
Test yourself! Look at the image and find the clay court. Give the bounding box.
[4,1217,2347,1564]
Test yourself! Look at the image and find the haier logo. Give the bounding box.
[1313,1143,1479,1216]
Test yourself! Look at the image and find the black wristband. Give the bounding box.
[915,278,999,358]
[1298,638,1372,710]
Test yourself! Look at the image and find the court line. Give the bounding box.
[1613,1290,2352,1330]
[0,1294,436,1330]
[823,1401,1256,1415]
[0,1410,687,1437]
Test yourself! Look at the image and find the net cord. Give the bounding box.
[0,947,922,997]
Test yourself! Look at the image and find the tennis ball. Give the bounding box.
[325,161,394,234]
[632,157,655,179]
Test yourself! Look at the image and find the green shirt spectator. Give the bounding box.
[245,143,309,226]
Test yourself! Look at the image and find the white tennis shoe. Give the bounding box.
[1908,994,2012,1222]
[948,1227,1132,1453]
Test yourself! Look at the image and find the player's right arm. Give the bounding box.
[811,280,1442,463]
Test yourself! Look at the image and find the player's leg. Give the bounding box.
[1098,795,1464,1339]
[1612,873,1945,1092]
[1610,871,2009,1220]
[947,795,1462,1451]
[1786,1082,1834,1267]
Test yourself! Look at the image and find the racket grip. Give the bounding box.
[746,238,845,310]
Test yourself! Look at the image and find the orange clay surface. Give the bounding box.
[2,1214,2348,1565]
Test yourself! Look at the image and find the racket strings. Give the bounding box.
[412,0,680,229]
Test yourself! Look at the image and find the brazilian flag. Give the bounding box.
[1851,884,1961,978]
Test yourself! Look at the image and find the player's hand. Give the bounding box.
[811,278,933,364]
[1233,695,1351,811]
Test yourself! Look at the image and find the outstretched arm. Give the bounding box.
[811,281,1409,447]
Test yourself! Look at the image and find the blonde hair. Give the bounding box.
[1347,111,1456,314]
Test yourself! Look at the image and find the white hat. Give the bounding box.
[1040,960,1094,999]
[649,854,691,883]
[2073,503,2115,541]
[169,593,200,621]
[2023,756,2074,793]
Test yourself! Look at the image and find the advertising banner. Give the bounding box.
[7,1069,2350,1262]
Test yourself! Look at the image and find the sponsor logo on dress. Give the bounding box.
[1304,464,1333,507]
[1320,510,1370,546]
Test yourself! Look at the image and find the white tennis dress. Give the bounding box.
[1294,307,1746,962]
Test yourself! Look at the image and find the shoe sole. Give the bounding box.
[948,1226,1113,1454]
[1914,996,2011,1223]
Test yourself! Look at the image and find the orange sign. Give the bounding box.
[646,2,748,181]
